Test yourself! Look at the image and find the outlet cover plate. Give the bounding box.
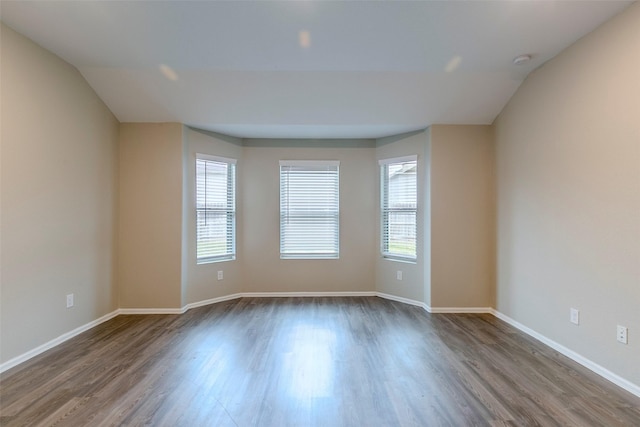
[617,325,628,344]
[66,293,74,308]
[570,308,579,325]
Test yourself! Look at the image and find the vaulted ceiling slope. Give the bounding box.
[1,1,632,139]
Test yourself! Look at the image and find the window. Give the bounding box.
[280,161,340,259]
[196,154,236,263]
[380,156,417,261]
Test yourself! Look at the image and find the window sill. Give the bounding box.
[280,255,340,260]
[197,256,236,265]
[382,255,417,264]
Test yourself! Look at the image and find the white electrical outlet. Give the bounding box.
[66,293,74,308]
[217,271,223,281]
[570,308,579,325]
[396,270,403,281]
[617,325,628,344]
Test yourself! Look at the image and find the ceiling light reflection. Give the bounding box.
[445,56,462,73]
[299,30,311,49]
[159,64,179,81]
[285,325,336,400]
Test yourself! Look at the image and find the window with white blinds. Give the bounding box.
[380,156,417,261]
[196,154,236,264]
[280,161,340,259]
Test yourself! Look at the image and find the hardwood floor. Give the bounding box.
[1,297,638,426]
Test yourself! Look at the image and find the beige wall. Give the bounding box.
[118,123,183,308]
[183,128,244,304]
[117,131,380,303]
[375,131,429,303]
[241,141,377,293]
[0,24,119,363]
[430,125,495,308]
[374,126,495,309]
[495,3,639,385]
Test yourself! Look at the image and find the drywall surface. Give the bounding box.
[0,24,119,363]
[183,128,244,304]
[118,123,183,308]
[241,142,376,293]
[495,3,640,385]
[375,131,429,303]
[430,125,495,309]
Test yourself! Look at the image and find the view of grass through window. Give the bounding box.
[196,156,236,263]
[381,157,417,260]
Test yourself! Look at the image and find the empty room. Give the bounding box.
[1,1,639,425]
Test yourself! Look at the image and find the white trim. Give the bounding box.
[375,297,493,315]
[242,291,376,298]
[183,293,243,310]
[378,155,418,165]
[429,307,494,314]
[279,160,340,167]
[492,309,640,398]
[376,292,424,308]
[196,255,236,265]
[0,309,120,374]
[280,254,340,260]
[118,308,185,315]
[381,256,417,264]
[195,153,237,164]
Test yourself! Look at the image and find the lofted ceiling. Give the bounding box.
[0,1,633,139]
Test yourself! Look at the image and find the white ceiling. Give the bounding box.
[1,1,632,139]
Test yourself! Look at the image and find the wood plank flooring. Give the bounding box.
[1,297,639,426]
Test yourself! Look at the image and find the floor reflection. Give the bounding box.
[284,324,336,400]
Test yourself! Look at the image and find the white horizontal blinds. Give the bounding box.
[381,156,417,260]
[280,161,340,259]
[196,155,236,263]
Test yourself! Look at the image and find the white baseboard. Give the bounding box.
[376,292,425,308]
[241,291,377,298]
[114,292,378,315]
[429,307,493,314]
[0,309,120,374]
[492,309,640,398]
[118,307,185,315]
[184,293,243,310]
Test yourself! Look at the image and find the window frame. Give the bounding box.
[195,153,237,264]
[279,160,340,260]
[380,155,418,262]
